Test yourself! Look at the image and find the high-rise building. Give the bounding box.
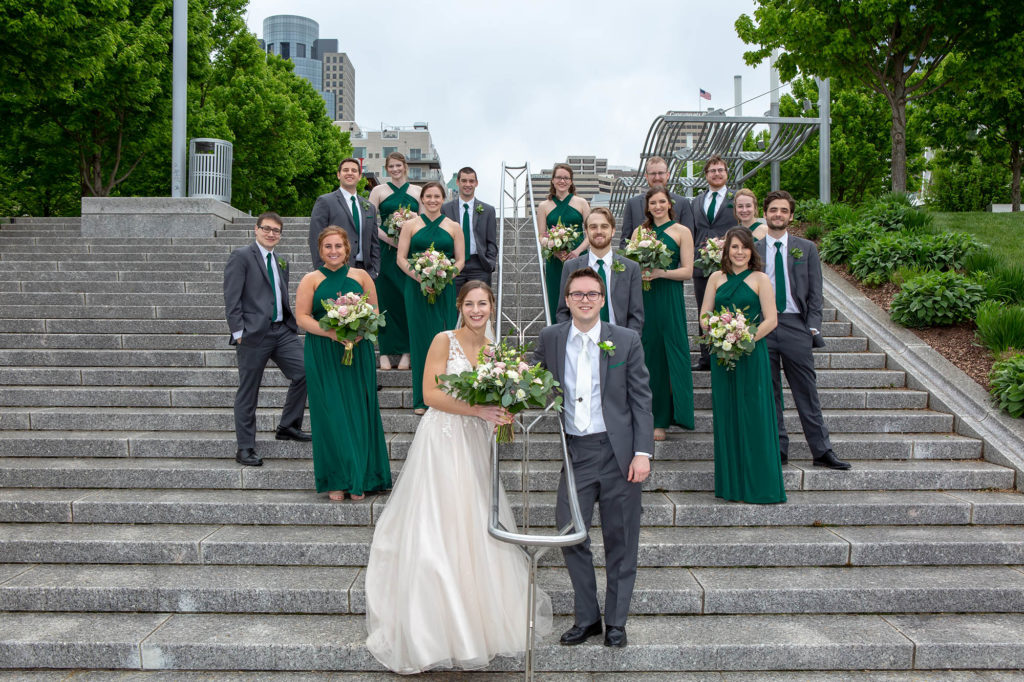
[261,15,356,121]
[531,155,614,209]
[337,122,444,185]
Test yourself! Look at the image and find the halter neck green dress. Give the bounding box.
[404,215,458,410]
[543,194,584,319]
[710,269,786,504]
[641,221,694,430]
[377,183,419,356]
[305,265,391,495]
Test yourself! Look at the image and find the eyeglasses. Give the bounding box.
[706,168,727,175]
[553,176,572,182]
[567,291,603,302]
[257,225,282,235]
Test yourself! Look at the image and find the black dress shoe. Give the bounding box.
[604,625,627,648]
[559,621,602,646]
[813,450,851,470]
[780,451,789,465]
[235,448,263,467]
[276,425,312,442]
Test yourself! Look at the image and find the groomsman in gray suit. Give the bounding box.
[442,166,498,289]
[224,212,310,467]
[619,156,694,248]
[557,207,644,333]
[535,268,654,649]
[756,190,850,470]
[309,158,381,277]
[691,155,738,370]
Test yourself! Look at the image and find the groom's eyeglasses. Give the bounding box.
[257,225,282,235]
[567,291,603,302]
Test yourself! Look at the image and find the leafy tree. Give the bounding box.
[736,0,1009,193]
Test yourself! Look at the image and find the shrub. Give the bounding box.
[889,270,986,327]
[860,198,931,233]
[805,223,824,240]
[989,354,1024,418]
[927,156,1011,212]
[972,271,1019,303]
[964,250,1002,275]
[850,233,926,286]
[890,265,931,287]
[820,222,875,265]
[818,203,860,233]
[795,199,826,224]
[874,191,915,207]
[991,264,1024,305]
[919,231,981,271]
[975,301,1024,356]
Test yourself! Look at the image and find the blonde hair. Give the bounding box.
[733,188,759,220]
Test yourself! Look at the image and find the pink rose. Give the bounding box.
[338,306,349,317]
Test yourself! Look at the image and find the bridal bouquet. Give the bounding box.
[411,243,458,304]
[384,206,417,240]
[540,219,581,260]
[620,225,672,290]
[439,339,562,443]
[695,236,725,273]
[319,292,386,365]
[696,307,757,370]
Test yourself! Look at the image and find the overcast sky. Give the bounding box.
[244,0,779,203]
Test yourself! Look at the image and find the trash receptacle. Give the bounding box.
[188,138,233,202]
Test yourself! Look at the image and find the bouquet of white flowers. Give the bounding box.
[319,292,386,365]
[620,225,672,290]
[540,219,581,260]
[695,236,725,274]
[696,307,757,370]
[384,206,417,241]
[411,243,458,304]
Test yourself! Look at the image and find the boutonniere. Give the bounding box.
[612,260,625,273]
[598,340,616,356]
[360,199,372,212]
[475,204,484,214]
[790,247,804,260]
[277,257,287,271]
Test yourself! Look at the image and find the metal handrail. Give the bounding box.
[490,162,587,681]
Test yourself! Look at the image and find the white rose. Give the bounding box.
[326,310,339,319]
[712,327,726,338]
[721,341,733,351]
[515,389,527,401]
[506,370,520,382]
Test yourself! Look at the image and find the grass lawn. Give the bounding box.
[930,211,1024,266]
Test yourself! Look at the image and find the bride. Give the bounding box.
[364,280,553,674]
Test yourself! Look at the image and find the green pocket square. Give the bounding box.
[609,361,625,369]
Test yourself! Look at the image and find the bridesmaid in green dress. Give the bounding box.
[295,227,391,501]
[734,188,769,241]
[631,186,696,440]
[537,163,590,319]
[369,152,421,371]
[397,181,465,415]
[700,227,785,504]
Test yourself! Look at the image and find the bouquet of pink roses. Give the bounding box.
[439,339,562,443]
[384,206,417,241]
[540,218,581,260]
[620,225,672,290]
[695,236,725,273]
[696,306,757,370]
[411,243,458,304]
[319,292,386,365]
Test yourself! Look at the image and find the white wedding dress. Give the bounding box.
[364,331,553,674]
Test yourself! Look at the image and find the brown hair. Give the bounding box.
[457,166,477,180]
[586,207,616,231]
[456,280,495,313]
[733,188,759,221]
[547,163,576,200]
[704,155,727,175]
[337,157,361,172]
[720,227,762,274]
[763,189,795,215]
[564,266,605,298]
[384,152,408,171]
[419,181,447,200]
[256,211,283,228]
[641,186,676,229]
[317,226,350,262]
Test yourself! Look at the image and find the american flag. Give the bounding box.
[700,89,712,101]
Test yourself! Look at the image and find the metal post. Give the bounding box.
[734,75,742,116]
[171,0,187,197]
[685,133,694,197]
[817,77,831,204]
[769,50,781,191]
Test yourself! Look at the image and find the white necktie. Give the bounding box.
[574,334,592,432]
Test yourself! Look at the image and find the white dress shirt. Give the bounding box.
[764,232,800,315]
[460,197,477,256]
[586,251,616,325]
[339,187,364,261]
[703,187,729,220]
[563,322,606,437]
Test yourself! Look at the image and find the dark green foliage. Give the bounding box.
[850,234,926,286]
[975,301,1024,356]
[795,199,825,223]
[989,354,1024,418]
[859,199,933,234]
[890,270,986,327]
[820,222,875,264]
[804,223,824,240]
[964,250,1003,275]
[919,231,981,271]
[926,155,1012,211]
[973,264,1024,305]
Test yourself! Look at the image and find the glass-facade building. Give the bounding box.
[262,15,351,120]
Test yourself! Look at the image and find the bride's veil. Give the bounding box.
[456,313,495,342]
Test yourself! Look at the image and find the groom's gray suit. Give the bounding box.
[534,321,654,628]
[554,253,644,334]
[309,189,381,278]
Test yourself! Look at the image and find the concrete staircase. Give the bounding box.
[1,214,1023,675]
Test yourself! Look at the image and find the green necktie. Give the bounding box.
[266,252,278,321]
[774,241,787,314]
[350,195,360,241]
[596,258,610,322]
[462,203,472,256]
[707,191,718,223]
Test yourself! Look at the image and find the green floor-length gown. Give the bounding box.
[543,194,584,319]
[404,215,458,410]
[710,270,786,504]
[305,265,391,495]
[641,221,695,430]
[377,183,419,356]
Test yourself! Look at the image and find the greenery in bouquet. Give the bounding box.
[384,206,417,241]
[411,243,458,304]
[540,219,581,260]
[318,292,386,365]
[696,306,757,370]
[695,236,725,274]
[619,225,672,290]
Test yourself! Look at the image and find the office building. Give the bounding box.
[531,155,614,209]
[337,121,444,185]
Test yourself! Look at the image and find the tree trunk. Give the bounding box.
[889,94,908,193]
[1011,142,1022,212]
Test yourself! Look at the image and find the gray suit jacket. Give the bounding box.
[756,234,826,348]
[691,189,739,277]
[223,243,297,346]
[534,321,655,478]
[620,191,693,249]
[555,254,644,333]
[309,189,381,278]
[442,198,498,272]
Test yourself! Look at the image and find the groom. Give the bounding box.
[535,268,654,648]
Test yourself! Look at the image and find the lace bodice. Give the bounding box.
[444,330,474,374]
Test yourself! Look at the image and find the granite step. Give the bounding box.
[0,458,1010,492]
[4,611,1024,671]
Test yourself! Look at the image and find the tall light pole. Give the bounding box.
[171,0,187,197]
[817,77,831,204]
